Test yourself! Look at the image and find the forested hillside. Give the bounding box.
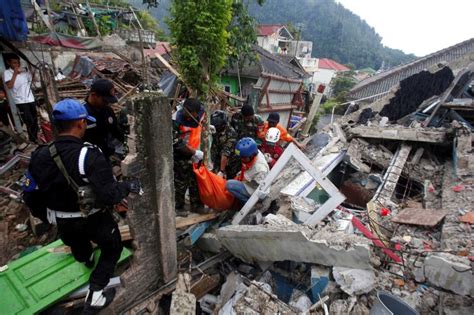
[130,0,416,69]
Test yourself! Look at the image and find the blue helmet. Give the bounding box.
[235,137,258,158]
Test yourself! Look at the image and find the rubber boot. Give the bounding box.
[83,288,116,314]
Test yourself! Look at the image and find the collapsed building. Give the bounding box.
[0,4,473,313]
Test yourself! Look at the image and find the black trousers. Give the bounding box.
[57,210,123,291]
[0,101,11,126]
[16,102,39,142]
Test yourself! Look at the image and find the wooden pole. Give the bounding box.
[301,92,323,137]
[86,0,101,38]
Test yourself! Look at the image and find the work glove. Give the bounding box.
[255,187,269,200]
[209,125,217,134]
[191,149,204,163]
[217,171,226,179]
[127,179,142,195]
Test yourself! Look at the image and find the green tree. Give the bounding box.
[136,10,167,39]
[167,0,233,97]
[331,73,356,101]
[227,1,259,68]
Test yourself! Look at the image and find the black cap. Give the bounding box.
[241,105,254,117]
[183,98,202,113]
[90,79,118,104]
[268,112,280,123]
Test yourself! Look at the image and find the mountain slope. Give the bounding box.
[131,0,416,69]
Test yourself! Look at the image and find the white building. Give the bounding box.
[256,25,350,95]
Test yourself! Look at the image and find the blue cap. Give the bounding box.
[52,99,96,122]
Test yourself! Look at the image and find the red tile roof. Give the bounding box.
[257,24,285,37]
[318,58,350,71]
[144,42,171,57]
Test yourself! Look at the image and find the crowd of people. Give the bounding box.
[173,101,305,212]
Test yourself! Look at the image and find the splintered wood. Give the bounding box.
[391,208,449,227]
[176,212,220,229]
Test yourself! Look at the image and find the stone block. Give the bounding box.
[424,253,473,296]
[196,232,222,253]
[333,267,376,296]
[217,224,372,269]
[170,292,196,315]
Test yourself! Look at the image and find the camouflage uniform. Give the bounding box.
[172,120,202,208]
[211,125,241,179]
[230,112,265,143]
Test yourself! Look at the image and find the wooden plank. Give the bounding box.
[155,53,181,78]
[190,274,220,300]
[391,208,449,227]
[176,212,220,229]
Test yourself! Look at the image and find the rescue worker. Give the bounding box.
[83,79,125,158]
[230,105,265,142]
[3,54,39,143]
[173,98,205,214]
[210,110,240,179]
[23,99,140,313]
[260,127,284,168]
[226,137,269,203]
[261,112,306,150]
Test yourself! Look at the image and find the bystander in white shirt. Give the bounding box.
[3,68,35,104]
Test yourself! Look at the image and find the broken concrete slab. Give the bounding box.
[333,267,376,296]
[170,291,196,315]
[348,125,449,143]
[170,273,196,315]
[196,232,222,253]
[217,221,372,269]
[232,281,297,314]
[424,253,474,296]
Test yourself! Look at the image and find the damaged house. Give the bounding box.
[1,0,474,313]
[221,45,310,128]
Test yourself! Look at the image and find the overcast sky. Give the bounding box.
[335,0,474,56]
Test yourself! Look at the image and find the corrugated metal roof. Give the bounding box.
[225,45,310,80]
[348,38,474,101]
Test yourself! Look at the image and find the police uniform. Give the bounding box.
[230,112,265,142]
[211,125,240,179]
[24,136,130,292]
[173,109,204,209]
[84,101,124,158]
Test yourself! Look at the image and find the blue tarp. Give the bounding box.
[0,0,28,41]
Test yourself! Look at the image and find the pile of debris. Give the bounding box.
[1,54,473,315]
[133,61,473,314]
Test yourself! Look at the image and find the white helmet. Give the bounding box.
[265,127,281,144]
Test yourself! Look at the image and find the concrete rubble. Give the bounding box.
[1,30,473,315]
[333,267,376,296]
[217,214,372,269]
[183,60,473,314]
